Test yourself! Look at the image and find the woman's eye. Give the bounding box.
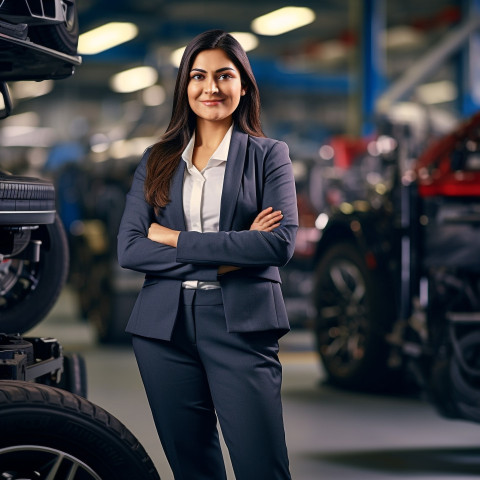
[191,74,204,80]
[218,74,232,80]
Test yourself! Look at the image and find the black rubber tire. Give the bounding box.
[0,380,160,479]
[427,355,463,420]
[0,215,69,333]
[449,330,480,422]
[28,0,79,55]
[0,172,56,225]
[57,352,88,398]
[313,242,393,391]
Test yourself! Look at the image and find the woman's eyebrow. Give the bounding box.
[190,67,236,73]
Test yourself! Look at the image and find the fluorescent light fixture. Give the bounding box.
[170,31,259,68]
[170,32,258,68]
[110,137,157,159]
[384,25,424,50]
[90,132,110,153]
[12,80,54,99]
[0,126,56,147]
[415,80,457,104]
[319,40,347,62]
[143,85,166,106]
[230,32,259,52]
[78,22,138,55]
[110,66,158,93]
[252,6,315,36]
[170,46,186,68]
[3,111,39,127]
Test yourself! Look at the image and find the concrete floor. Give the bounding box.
[27,288,480,480]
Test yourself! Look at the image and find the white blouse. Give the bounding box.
[181,124,233,289]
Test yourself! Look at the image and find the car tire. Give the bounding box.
[0,380,160,479]
[313,242,394,391]
[0,215,69,334]
[0,172,56,226]
[28,0,79,55]
[449,330,480,422]
[57,352,88,398]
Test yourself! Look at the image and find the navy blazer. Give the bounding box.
[117,125,298,340]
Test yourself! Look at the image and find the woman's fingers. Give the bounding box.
[252,206,272,223]
[262,222,281,232]
[259,210,282,225]
[250,207,283,231]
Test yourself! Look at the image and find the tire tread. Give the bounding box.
[0,380,159,478]
[0,176,55,211]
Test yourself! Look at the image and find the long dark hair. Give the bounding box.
[145,29,265,211]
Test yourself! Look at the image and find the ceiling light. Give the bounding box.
[230,32,259,52]
[383,25,424,50]
[78,22,138,55]
[169,31,259,69]
[110,137,157,159]
[110,66,158,93]
[251,7,315,36]
[3,111,39,127]
[12,80,54,99]
[170,46,186,68]
[0,126,56,147]
[143,85,166,106]
[90,133,110,153]
[415,80,457,104]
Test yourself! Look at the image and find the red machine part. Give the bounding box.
[415,111,480,198]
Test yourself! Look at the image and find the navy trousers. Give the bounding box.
[132,288,291,480]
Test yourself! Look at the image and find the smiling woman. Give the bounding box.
[117,29,298,480]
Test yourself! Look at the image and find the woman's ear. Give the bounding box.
[241,85,247,96]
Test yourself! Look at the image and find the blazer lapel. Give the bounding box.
[219,126,248,231]
[168,159,187,230]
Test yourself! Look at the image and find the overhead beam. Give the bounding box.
[376,14,480,114]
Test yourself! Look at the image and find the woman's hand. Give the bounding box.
[218,207,282,276]
[249,207,283,232]
[148,223,180,247]
[218,265,240,275]
[148,208,282,274]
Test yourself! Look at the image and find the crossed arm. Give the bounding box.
[148,206,283,247]
[147,206,283,275]
[118,141,298,278]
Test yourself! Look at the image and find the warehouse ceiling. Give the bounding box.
[72,0,460,95]
[1,0,465,159]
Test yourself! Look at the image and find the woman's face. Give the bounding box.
[187,48,245,125]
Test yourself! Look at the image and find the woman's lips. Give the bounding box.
[201,99,224,106]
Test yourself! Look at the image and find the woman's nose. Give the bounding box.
[205,78,219,94]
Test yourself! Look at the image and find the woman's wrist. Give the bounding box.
[170,230,180,248]
[148,223,180,247]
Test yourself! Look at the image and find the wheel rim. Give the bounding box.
[0,258,39,308]
[0,259,23,296]
[316,259,369,376]
[0,445,102,480]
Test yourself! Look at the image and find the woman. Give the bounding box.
[118,29,298,480]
